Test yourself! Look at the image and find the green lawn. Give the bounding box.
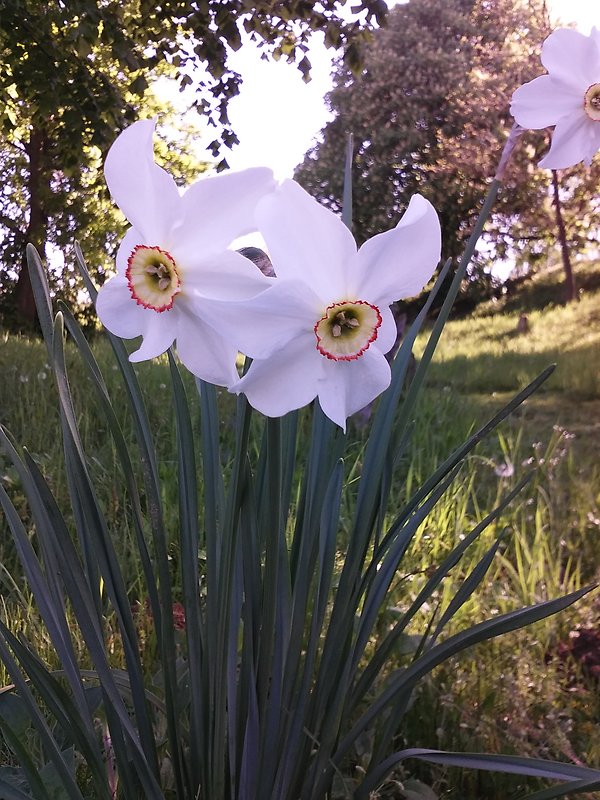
[1,268,599,798]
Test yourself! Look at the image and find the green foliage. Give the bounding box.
[0,2,210,330]
[417,265,600,398]
[1,315,598,798]
[0,0,386,172]
[0,183,599,798]
[0,0,385,329]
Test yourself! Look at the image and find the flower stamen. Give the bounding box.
[314,300,381,361]
[126,245,181,312]
[584,83,600,122]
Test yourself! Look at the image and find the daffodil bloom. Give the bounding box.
[198,180,441,430]
[510,27,600,169]
[95,119,275,385]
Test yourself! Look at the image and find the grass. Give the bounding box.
[417,287,600,398]
[403,266,600,796]
[1,266,599,798]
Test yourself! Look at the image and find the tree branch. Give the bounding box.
[0,213,25,237]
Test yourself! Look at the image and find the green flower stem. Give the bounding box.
[209,393,253,798]
[256,417,287,790]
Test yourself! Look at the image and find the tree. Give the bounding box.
[0,0,387,329]
[294,0,559,299]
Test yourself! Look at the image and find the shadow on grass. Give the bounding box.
[426,341,600,399]
[480,263,600,317]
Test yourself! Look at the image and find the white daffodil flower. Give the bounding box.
[510,27,600,169]
[197,180,441,430]
[95,119,276,386]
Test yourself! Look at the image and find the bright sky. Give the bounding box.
[212,0,598,179]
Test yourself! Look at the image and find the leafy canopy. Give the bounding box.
[0,0,387,328]
[295,0,558,293]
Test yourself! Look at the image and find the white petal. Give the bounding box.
[178,249,272,301]
[510,75,581,129]
[176,167,276,254]
[541,29,600,92]
[104,119,181,243]
[232,334,324,416]
[585,125,600,166]
[256,179,358,302]
[538,113,597,169]
[356,195,441,306]
[175,309,239,386]
[128,310,178,362]
[376,305,400,356]
[95,275,149,338]
[317,347,391,431]
[191,279,321,359]
[115,227,145,275]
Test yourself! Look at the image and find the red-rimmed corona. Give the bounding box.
[126,245,181,312]
[314,300,382,361]
[584,83,600,122]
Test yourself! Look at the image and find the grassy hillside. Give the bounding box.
[415,265,600,485]
[418,262,600,399]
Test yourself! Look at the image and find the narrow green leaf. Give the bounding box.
[0,775,36,800]
[74,241,97,302]
[75,259,184,794]
[279,410,299,537]
[0,716,52,800]
[239,662,260,799]
[522,777,600,799]
[209,393,253,798]
[169,351,205,791]
[0,432,91,719]
[0,630,85,800]
[257,417,292,797]
[351,464,463,677]
[353,474,533,706]
[0,628,109,795]
[58,302,161,665]
[39,749,77,800]
[237,482,262,788]
[74,246,164,534]
[389,183,500,458]
[336,585,595,774]
[392,368,554,532]
[356,749,600,799]
[50,313,161,785]
[353,256,453,543]
[195,378,225,552]
[274,460,344,800]
[353,180,499,563]
[426,530,507,649]
[14,444,162,796]
[0,693,29,738]
[25,244,54,359]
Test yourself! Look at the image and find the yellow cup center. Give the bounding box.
[126,245,181,312]
[314,300,381,361]
[584,83,600,122]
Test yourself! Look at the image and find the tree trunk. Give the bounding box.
[551,169,577,304]
[14,128,48,327]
